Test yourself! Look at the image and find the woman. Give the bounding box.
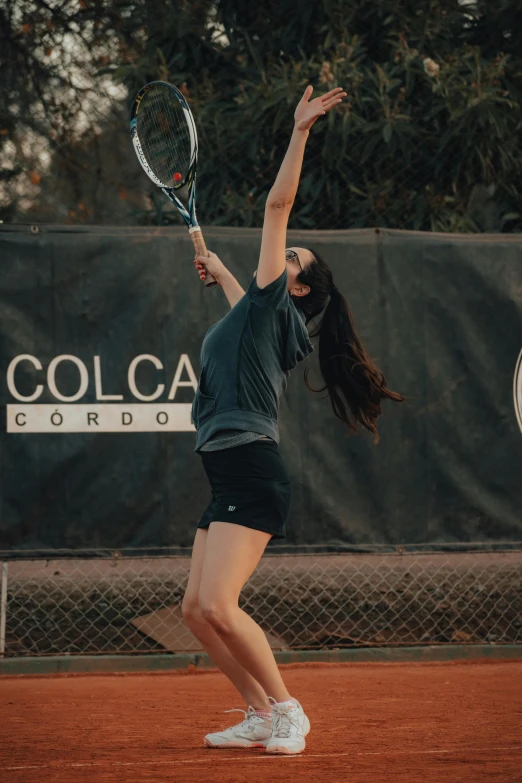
[182,85,404,756]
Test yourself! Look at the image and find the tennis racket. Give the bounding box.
[130,80,217,287]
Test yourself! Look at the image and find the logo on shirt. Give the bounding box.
[228,505,236,511]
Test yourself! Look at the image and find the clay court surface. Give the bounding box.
[2,660,521,783]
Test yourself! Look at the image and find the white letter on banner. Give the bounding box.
[47,355,88,402]
[168,354,198,399]
[514,348,522,435]
[94,356,123,400]
[128,355,164,401]
[7,354,44,402]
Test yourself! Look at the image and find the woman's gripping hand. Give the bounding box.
[294,85,347,131]
[194,250,229,286]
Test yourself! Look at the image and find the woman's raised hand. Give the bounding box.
[294,85,347,131]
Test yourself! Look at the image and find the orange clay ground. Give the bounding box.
[2,659,521,783]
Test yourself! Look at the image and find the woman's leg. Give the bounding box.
[198,521,292,704]
[181,528,269,710]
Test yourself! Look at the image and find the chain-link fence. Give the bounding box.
[1,546,521,658]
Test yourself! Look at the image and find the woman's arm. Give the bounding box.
[194,251,245,309]
[266,126,310,209]
[256,86,346,290]
[194,87,346,295]
[267,86,346,206]
[219,269,246,309]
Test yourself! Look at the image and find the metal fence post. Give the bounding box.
[0,562,8,658]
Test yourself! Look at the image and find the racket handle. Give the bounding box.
[190,229,218,287]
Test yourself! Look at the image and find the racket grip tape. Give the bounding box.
[190,229,218,287]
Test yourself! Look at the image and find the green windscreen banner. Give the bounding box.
[1,225,521,553]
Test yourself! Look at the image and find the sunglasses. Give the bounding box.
[285,249,303,272]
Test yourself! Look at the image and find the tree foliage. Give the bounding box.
[1,0,521,231]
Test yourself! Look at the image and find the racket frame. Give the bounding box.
[130,80,216,286]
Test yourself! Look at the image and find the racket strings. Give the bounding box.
[136,86,194,187]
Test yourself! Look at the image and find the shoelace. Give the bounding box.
[223,706,267,732]
[270,704,302,739]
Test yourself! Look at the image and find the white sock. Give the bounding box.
[253,708,272,719]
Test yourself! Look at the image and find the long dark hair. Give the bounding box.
[290,247,404,444]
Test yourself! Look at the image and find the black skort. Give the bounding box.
[197,439,292,540]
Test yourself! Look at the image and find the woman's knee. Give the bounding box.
[199,598,237,634]
[181,595,204,626]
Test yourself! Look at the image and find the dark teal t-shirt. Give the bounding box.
[191,266,314,452]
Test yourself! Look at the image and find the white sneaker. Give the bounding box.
[204,705,273,749]
[265,696,311,755]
